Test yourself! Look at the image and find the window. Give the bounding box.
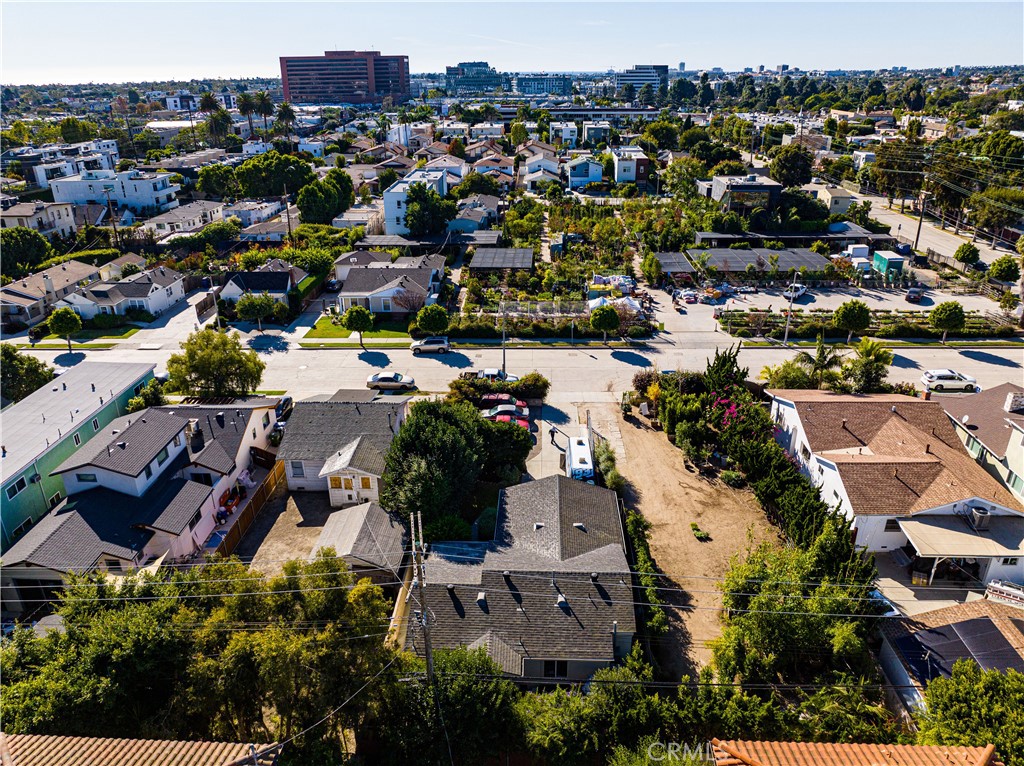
[133,383,144,396]
[252,428,257,440]
[92,418,100,431]
[330,476,342,489]
[144,465,152,480]
[291,461,305,477]
[343,478,353,490]
[156,447,169,466]
[173,435,181,447]
[1011,471,1024,494]
[381,298,392,312]
[166,287,173,297]
[105,559,122,572]
[73,433,82,447]
[543,660,568,678]
[76,473,98,483]
[5,476,27,500]
[799,444,811,461]
[263,412,271,428]
[49,492,62,508]
[188,508,204,531]
[1002,558,1020,566]
[11,517,33,539]
[360,476,372,490]
[884,519,902,532]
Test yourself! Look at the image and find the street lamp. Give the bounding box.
[781,273,799,347]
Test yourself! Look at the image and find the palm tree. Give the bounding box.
[206,108,233,148]
[795,333,844,389]
[237,92,257,138]
[198,91,219,114]
[276,101,297,133]
[254,91,274,137]
[375,113,392,144]
[850,337,893,366]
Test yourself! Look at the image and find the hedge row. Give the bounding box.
[625,510,669,636]
[447,372,552,402]
[719,308,1015,340]
[411,314,653,340]
[37,248,123,271]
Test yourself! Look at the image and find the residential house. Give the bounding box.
[332,250,392,281]
[0,362,155,551]
[311,501,405,583]
[333,200,385,233]
[138,149,227,186]
[611,145,652,188]
[522,168,561,192]
[582,120,612,145]
[459,194,500,224]
[336,255,445,313]
[402,475,636,681]
[463,139,503,162]
[383,168,454,235]
[258,257,308,286]
[0,734,280,766]
[424,154,470,180]
[522,151,559,178]
[697,173,783,213]
[782,132,833,152]
[413,140,451,161]
[517,139,558,160]
[242,141,274,157]
[768,390,1024,587]
[434,120,470,140]
[277,400,406,505]
[223,199,286,228]
[879,599,1024,713]
[99,252,148,281]
[942,383,1024,503]
[2,401,278,612]
[803,183,854,214]
[852,150,876,170]
[549,121,579,147]
[472,154,515,185]
[4,139,120,189]
[0,260,102,327]
[374,153,416,176]
[0,201,76,240]
[72,202,109,229]
[142,200,224,237]
[469,122,504,140]
[564,156,604,189]
[297,139,325,157]
[220,271,296,305]
[58,266,186,320]
[710,739,1004,766]
[450,205,489,232]
[50,169,180,215]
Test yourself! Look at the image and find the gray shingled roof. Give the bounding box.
[52,410,188,478]
[276,402,403,464]
[225,271,292,294]
[74,268,181,305]
[312,502,405,570]
[157,404,276,475]
[339,268,434,297]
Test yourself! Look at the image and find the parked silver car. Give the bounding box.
[366,371,416,391]
[410,336,450,355]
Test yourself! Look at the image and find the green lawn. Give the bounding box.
[17,342,116,350]
[304,316,410,339]
[43,326,140,341]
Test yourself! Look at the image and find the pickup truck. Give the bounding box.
[460,368,520,383]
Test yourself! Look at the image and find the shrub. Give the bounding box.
[90,313,126,329]
[624,510,668,635]
[423,515,472,543]
[690,522,711,541]
[632,368,659,395]
[720,470,746,488]
[603,468,626,495]
[125,308,156,324]
[627,324,650,338]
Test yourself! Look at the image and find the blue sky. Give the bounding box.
[2,1,1022,85]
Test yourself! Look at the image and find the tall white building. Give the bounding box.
[51,169,180,215]
[4,139,120,189]
[382,169,452,235]
[614,65,669,91]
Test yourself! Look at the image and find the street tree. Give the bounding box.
[842,338,893,393]
[0,343,54,402]
[166,328,265,396]
[341,305,374,349]
[236,92,257,136]
[47,307,82,353]
[253,90,275,135]
[235,292,278,331]
[929,301,966,343]
[416,304,449,335]
[404,182,457,237]
[953,242,980,265]
[832,299,871,343]
[969,188,1024,245]
[590,304,620,343]
[795,333,844,389]
[768,144,813,188]
[988,254,1021,283]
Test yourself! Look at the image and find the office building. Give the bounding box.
[513,73,573,96]
[614,64,669,91]
[279,50,410,104]
[445,62,507,95]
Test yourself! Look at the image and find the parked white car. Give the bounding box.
[410,336,451,355]
[920,369,977,392]
[366,371,416,391]
[782,284,808,300]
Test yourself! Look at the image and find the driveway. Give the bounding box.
[233,490,335,576]
[127,291,214,349]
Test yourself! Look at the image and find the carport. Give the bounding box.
[898,515,1024,585]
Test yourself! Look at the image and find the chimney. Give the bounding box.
[1005,391,1024,414]
[42,273,55,295]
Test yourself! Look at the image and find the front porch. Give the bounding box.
[874,548,983,617]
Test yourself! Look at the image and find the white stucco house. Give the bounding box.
[768,390,1024,588]
[382,168,453,235]
[50,169,180,214]
[57,266,186,320]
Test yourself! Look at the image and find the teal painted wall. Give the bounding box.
[1,371,153,551]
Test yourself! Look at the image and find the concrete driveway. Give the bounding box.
[127,291,215,350]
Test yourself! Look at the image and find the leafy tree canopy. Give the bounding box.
[166,328,265,397]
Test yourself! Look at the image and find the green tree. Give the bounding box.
[166,328,265,396]
[999,290,1020,316]
[795,679,902,743]
[795,333,844,388]
[662,157,708,199]
[758,358,814,389]
[47,307,82,353]
[953,242,980,265]
[236,91,257,137]
[917,662,1024,765]
[447,137,466,158]
[620,83,636,102]
[988,253,1021,283]
[196,163,239,198]
[198,91,219,113]
[341,305,374,349]
[1,227,53,276]
[58,116,98,143]
[832,299,871,343]
[590,304,620,343]
[769,144,814,188]
[842,338,893,394]
[297,180,341,224]
[125,380,167,413]
[234,150,315,197]
[969,188,1024,245]
[509,121,528,146]
[710,159,748,177]
[377,167,398,193]
[276,101,297,135]
[0,343,54,402]
[324,167,356,212]
[416,303,449,335]
[119,262,141,278]
[253,90,274,135]
[637,83,656,106]
[404,182,457,237]
[809,240,830,256]
[235,291,278,331]
[929,301,965,343]
[451,171,501,199]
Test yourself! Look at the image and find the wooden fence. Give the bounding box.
[216,460,285,557]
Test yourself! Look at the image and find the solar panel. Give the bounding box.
[955,618,1024,673]
[654,252,694,273]
[895,617,1024,683]
[471,248,534,270]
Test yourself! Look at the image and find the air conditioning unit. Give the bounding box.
[29,474,41,484]
[971,507,991,531]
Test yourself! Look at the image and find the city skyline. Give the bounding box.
[1,1,1021,85]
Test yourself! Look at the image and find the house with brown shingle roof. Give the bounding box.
[0,733,280,765]
[767,391,1024,587]
[710,739,1003,766]
[942,383,1024,505]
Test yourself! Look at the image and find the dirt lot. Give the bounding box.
[593,403,779,680]
[233,489,335,576]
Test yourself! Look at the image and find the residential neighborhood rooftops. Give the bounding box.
[2,260,99,301]
[52,409,187,477]
[224,271,293,294]
[941,382,1024,459]
[72,267,181,306]
[276,401,403,467]
[159,402,277,474]
[0,733,281,766]
[710,739,1004,766]
[0,362,155,484]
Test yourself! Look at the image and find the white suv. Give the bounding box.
[920,369,977,392]
[410,336,450,355]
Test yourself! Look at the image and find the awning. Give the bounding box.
[899,515,1024,559]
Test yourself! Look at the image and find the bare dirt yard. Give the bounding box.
[590,403,779,680]
[233,489,335,576]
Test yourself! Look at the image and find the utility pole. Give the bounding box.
[500,301,507,376]
[781,273,799,347]
[412,510,434,684]
[282,183,294,244]
[103,187,121,251]
[913,188,930,251]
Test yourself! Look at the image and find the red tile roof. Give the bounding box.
[711,739,1003,766]
[0,734,280,766]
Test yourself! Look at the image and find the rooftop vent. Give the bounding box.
[556,594,567,607]
[476,591,487,605]
[573,522,587,531]
[116,441,127,450]
[534,522,544,531]
[446,584,455,592]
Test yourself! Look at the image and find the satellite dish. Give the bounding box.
[961,415,970,424]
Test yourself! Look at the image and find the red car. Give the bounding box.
[480,393,528,410]
[494,414,530,430]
